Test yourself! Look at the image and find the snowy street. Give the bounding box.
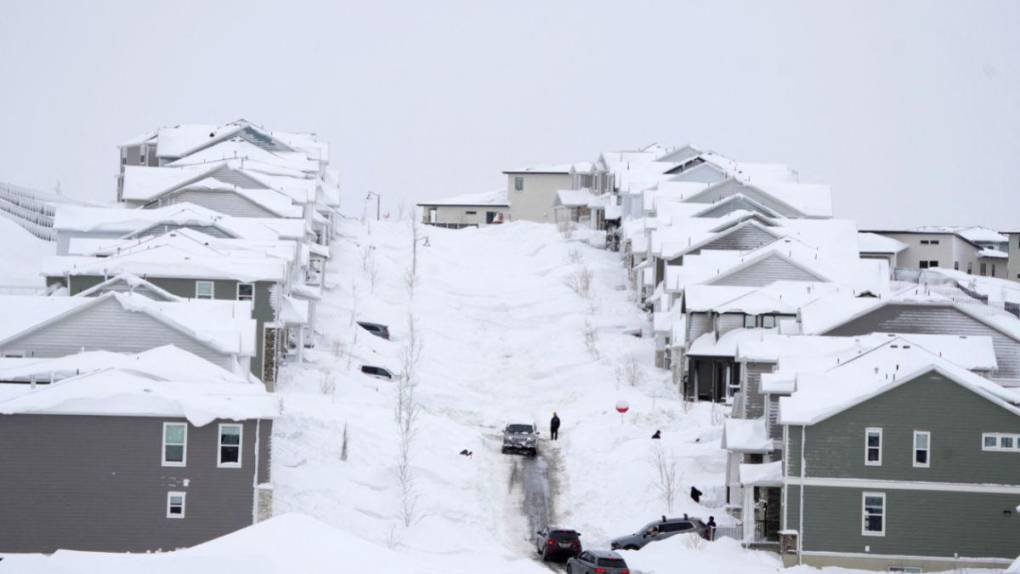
[269,220,779,573]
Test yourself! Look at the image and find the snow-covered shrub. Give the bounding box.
[583,320,600,360]
[565,266,594,299]
[651,444,681,511]
[568,248,583,264]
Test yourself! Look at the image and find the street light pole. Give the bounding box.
[365,191,381,221]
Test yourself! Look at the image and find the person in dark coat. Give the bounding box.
[651,430,661,439]
[550,412,561,440]
[706,516,717,540]
[690,486,703,503]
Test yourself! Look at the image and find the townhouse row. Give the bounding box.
[0,119,340,555]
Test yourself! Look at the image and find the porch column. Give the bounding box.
[742,486,755,543]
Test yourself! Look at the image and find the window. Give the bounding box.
[236,283,254,301]
[865,428,882,466]
[195,280,215,299]
[920,240,929,245]
[162,422,187,466]
[465,210,477,215]
[743,314,756,328]
[980,263,987,276]
[982,433,1020,452]
[967,262,973,274]
[913,431,930,468]
[514,176,524,192]
[218,424,243,468]
[953,261,959,270]
[930,239,940,245]
[862,492,885,536]
[166,491,186,519]
[992,264,996,276]
[761,315,777,329]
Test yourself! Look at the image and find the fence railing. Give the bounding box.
[0,181,64,241]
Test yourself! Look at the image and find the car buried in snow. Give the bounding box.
[356,321,390,340]
[535,527,582,561]
[610,516,710,551]
[360,365,394,380]
[501,423,538,456]
[566,549,629,574]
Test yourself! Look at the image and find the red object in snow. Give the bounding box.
[615,400,630,414]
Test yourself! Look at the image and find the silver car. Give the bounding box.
[566,549,629,574]
[501,423,538,456]
[610,516,709,550]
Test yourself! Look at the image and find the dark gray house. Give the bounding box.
[0,370,279,553]
[778,346,1020,571]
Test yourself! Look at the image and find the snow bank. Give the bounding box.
[620,534,782,574]
[0,215,53,287]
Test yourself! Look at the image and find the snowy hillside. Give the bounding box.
[0,216,53,288]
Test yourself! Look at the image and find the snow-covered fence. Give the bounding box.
[0,181,60,241]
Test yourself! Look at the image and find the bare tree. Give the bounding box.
[340,422,350,462]
[319,370,336,396]
[583,320,600,360]
[406,217,424,297]
[394,313,424,527]
[615,355,644,388]
[567,248,583,265]
[651,444,681,512]
[565,266,594,299]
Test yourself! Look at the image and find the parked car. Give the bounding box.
[356,321,390,340]
[535,528,581,561]
[566,550,629,574]
[610,516,709,550]
[501,423,538,456]
[360,365,393,380]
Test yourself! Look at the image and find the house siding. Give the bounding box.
[0,415,267,553]
[668,162,727,185]
[687,312,712,344]
[784,485,1020,560]
[743,362,774,419]
[67,276,274,381]
[507,173,572,223]
[717,313,745,335]
[158,189,281,218]
[710,254,826,287]
[690,225,778,255]
[0,297,234,371]
[822,304,1020,383]
[688,180,803,217]
[696,196,775,219]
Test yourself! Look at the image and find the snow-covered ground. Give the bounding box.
[0,219,886,573]
[0,216,53,289]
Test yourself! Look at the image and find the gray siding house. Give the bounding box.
[0,371,277,553]
[781,368,1020,571]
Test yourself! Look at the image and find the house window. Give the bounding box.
[982,433,1020,452]
[195,280,215,299]
[992,264,996,276]
[913,431,930,468]
[218,423,243,468]
[166,491,186,519]
[953,261,959,270]
[514,176,524,192]
[761,315,776,329]
[237,283,254,301]
[968,263,973,274]
[865,428,882,466]
[980,262,987,276]
[920,240,929,245]
[862,492,886,536]
[919,260,938,269]
[929,239,940,245]
[743,314,756,329]
[162,422,187,467]
[465,210,477,215]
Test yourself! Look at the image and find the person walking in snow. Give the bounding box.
[550,412,561,440]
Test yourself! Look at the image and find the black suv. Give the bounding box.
[360,365,393,380]
[357,321,390,340]
[535,528,582,561]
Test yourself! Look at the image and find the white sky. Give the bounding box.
[1,0,1018,229]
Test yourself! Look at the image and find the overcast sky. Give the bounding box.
[1,0,1017,229]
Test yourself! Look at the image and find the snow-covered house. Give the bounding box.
[863,227,1010,279]
[0,367,279,553]
[40,237,310,388]
[0,292,255,378]
[417,190,509,229]
[503,163,578,223]
[777,343,1020,571]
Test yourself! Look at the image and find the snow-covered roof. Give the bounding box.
[0,292,256,357]
[721,417,771,453]
[555,188,598,208]
[780,342,1020,425]
[75,273,184,301]
[0,345,248,385]
[52,203,301,241]
[739,460,784,486]
[167,138,318,174]
[0,369,279,425]
[66,227,301,265]
[979,248,1009,259]
[417,189,508,207]
[503,162,580,174]
[919,268,1020,306]
[858,232,908,254]
[915,225,1009,244]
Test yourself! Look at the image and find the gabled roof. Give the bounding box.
[692,193,782,219]
[780,343,1020,425]
[685,178,833,218]
[155,120,295,160]
[706,250,830,286]
[167,138,318,174]
[75,273,183,302]
[555,189,598,208]
[0,369,279,424]
[858,232,908,254]
[52,203,290,241]
[0,292,256,357]
[0,345,249,385]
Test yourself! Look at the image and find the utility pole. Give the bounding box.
[365,191,381,221]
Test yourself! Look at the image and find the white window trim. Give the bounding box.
[913,431,931,468]
[236,283,254,302]
[861,491,886,537]
[162,422,187,467]
[865,427,882,466]
[982,432,1020,452]
[217,423,243,469]
[166,491,186,519]
[195,280,215,300]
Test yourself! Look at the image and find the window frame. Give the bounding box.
[865,427,882,466]
[236,283,254,302]
[513,176,524,192]
[913,430,931,468]
[761,314,777,329]
[861,491,886,537]
[743,314,757,329]
[981,432,1020,452]
[195,280,215,300]
[162,422,188,467]
[166,491,187,519]
[217,423,243,469]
